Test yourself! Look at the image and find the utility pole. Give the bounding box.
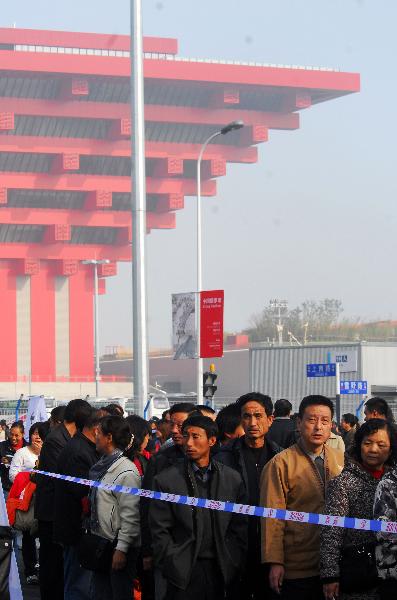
[270,299,288,345]
[130,0,149,416]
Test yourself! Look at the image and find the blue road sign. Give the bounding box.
[306,363,336,378]
[340,380,368,395]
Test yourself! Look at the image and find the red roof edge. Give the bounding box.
[0,27,178,55]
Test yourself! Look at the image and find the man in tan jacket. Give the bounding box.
[260,395,344,600]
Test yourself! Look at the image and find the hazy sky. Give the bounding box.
[3,1,397,351]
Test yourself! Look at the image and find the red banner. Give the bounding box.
[200,290,224,358]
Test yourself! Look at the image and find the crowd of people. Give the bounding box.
[0,394,397,600]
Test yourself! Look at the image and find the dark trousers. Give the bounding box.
[235,561,269,600]
[380,579,397,600]
[38,520,64,600]
[92,547,138,600]
[273,576,323,600]
[165,559,224,600]
[21,531,37,577]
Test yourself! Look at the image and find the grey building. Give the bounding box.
[250,341,397,418]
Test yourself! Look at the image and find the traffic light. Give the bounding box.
[203,364,217,401]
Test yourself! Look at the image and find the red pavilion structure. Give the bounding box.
[0,28,360,383]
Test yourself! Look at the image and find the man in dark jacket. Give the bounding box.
[54,408,101,600]
[35,398,91,600]
[215,392,281,600]
[267,399,296,448]
[150,415,247,600]
[141,402,196,563]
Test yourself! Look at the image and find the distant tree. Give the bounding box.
[246,299,343,343]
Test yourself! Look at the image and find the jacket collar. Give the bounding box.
[232,434,281,457]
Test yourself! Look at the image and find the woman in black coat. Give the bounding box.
[320,419,397,600]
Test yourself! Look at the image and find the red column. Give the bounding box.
[0,260,16,380]
[69,266,94,379]
[30,263,56,380]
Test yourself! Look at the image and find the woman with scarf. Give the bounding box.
[89,415,141,600]
[320,419,397,600]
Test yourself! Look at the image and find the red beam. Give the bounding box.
[50,153,80,173]
[153,157,184,177]
[156,194,184,212]
[0,27,178,55]
[0,50,360,94]
[84,190,113,210]
[0,98,300,130]
[0,137,258,163]
[1,173,217,196]
[0,243,131,261]
[0,207,177,229]
[210,88,240,107]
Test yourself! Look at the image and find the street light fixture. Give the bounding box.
[82,259,110,397]
[196,120,244,404]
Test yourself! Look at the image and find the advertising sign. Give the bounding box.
[172,292,197,360]
[200,290,224,358]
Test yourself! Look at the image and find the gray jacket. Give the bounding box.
[92,455,141,553]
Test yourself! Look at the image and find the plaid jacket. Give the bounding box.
[374,468,397,580]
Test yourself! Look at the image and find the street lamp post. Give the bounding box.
[82,259,110,397]
[196,121,244,404]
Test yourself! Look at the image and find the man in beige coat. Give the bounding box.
[260,395,344,600]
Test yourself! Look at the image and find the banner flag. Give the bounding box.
[200,290,224,358]
[24,396,47,441]
[172,292,198,360]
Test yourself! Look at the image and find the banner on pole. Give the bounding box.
[24,395,47,441]
[200,290,224,358]
[172,292,198,360]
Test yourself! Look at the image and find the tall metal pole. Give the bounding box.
[130,0,149,415]
[94,262,100,397]
[196,132,221,404]
[195,121,244,404]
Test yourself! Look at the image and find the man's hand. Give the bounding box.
[143,556,153,571]
[323,582,339,600]
[1,457,10,465]
[112,549,127,571]
[269,564,285,595]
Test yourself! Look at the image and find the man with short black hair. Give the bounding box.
[340,413,359,453]
[216,392,281,599]
[261,395,344,600]
[196,404,217,421]
[150,415,247,600]
[54,408,102,599]
[364,397,393,421]
[35,398,91,600]
[216,403,244,446]
[267,399,296,448]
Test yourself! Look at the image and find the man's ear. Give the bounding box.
[267,415,274,426]
[297,418,302,432]
[208,435,217,448]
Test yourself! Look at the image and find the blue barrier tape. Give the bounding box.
[29,468,397,535]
